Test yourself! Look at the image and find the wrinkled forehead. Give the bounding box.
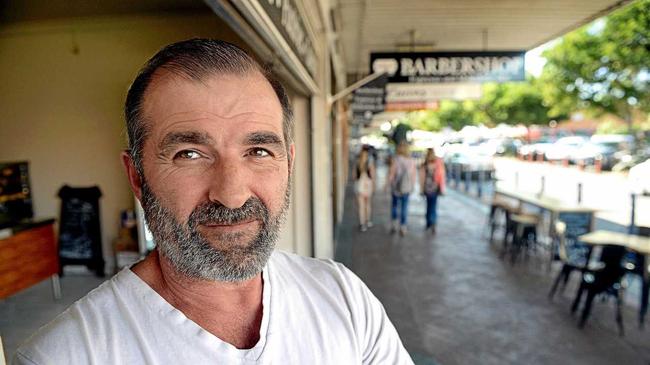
[141,69,284,134]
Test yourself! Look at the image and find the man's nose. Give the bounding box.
[207,159,251,209]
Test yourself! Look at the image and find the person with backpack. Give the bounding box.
[387,142,417,235]
[419,148,446,234]
[354,147,376,232]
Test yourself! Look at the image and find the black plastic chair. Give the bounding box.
[570,244,627,335]
[500,208,517,256]
[622,225,650,328]
[548,221,595,299]
[488,200,514,243]
[504,213,539,264]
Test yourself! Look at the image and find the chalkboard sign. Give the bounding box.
[0,161,33,228]
[557,211,594,263]
[558,212,593,242]
[58,185,104,276]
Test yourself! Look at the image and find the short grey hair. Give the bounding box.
[124,38,294,175]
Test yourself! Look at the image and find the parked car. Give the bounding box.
[570,142,621,170]
[490,138,522,156]
[629,159,650,195]
[444,145,495,180]
[590,134,634,148]
[612,147,650,172]
[544,136,588,162]
[518,138,555,160]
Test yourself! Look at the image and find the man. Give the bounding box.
[14,39,413,364]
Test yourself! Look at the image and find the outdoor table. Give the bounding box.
[494,187,598,214]
[579,230,650,327]
[494,187,600,267]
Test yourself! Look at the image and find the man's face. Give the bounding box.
[131,71,293,281]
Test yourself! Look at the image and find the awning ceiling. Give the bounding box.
[1,0,633,80]
[334,0,632,76]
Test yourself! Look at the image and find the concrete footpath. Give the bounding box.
[335,167,650,365]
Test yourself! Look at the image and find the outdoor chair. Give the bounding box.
[621,225,650,328]
[499,205,522,253]
[570,244,627,336]
[487,199,516,242]
[621,251,647,328]
[504,213,540,264]
[548,221,595,300]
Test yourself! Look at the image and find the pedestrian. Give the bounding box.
[355,147,375,231]
[419,148,446,234]
[387,142,416,236]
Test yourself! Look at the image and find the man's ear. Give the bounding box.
[288,143,296,175]
[121,151,143,202]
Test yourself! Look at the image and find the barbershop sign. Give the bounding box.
[370,51,525,83]
[260,0,317,78]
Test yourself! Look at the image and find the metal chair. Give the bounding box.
[571,244,627,336]
[505,213,540,263]
[622,225,650,328]
[487,199,514,242]
[548,221,595,299]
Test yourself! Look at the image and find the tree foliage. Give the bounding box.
[406,110,441,131]
[401,80,555,131]
[402,100,482,132]
[540,0,650,123]
[479,79,559,126]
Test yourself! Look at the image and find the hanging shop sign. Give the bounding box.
[260,0,317,78]
[386,82,482,102]
[370,51,525,83]
[384,101,439,112]
[351,74,389,125]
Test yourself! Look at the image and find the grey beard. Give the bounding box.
[140,180,290,282]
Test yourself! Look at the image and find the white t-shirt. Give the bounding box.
[14,250,413,364]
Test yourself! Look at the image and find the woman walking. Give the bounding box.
[354,147,375,232]
[387,143,417,236]
[420,148,446,234]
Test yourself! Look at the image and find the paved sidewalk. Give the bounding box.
[335,170,650,364]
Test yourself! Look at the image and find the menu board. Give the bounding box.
[58,186,104,276]
[559,211,593,243]
[0,161,33,227]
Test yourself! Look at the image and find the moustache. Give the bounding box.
[187,197,269,228]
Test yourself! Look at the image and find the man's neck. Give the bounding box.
[131,250,264,349]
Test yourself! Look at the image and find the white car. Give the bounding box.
[629,159,650,195]
[545,136,588,162]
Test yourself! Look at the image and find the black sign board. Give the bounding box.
[0,161,33,228]
[559,211,593,243]
[58,185,105,276]
[351,74,389,125]
[370,51,525,83]
[259,0,317,78]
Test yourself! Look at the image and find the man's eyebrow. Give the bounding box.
[244,132,284,147]
[158,131,214,151]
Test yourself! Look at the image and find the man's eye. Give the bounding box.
[249,148,271,158]
[174,150,201,160]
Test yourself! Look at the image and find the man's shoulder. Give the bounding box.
[269,250,363,293]
[270,250,347,276]
[14,270,133,363]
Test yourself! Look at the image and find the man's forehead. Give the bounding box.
[142,70,283,131]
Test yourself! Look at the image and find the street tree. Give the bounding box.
[436,100,480,130]
[540,0,650,128]
[479,79,557,126]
